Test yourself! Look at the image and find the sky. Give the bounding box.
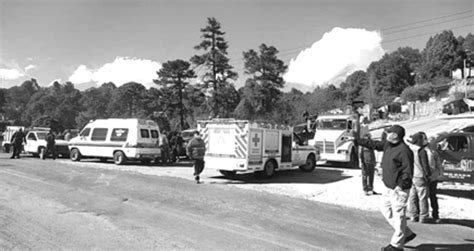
[0,0,473,92]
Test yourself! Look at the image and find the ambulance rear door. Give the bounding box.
[248,127,263,169]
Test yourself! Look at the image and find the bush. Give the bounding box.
[400,83,435,102]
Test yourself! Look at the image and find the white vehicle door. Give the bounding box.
[24,132,38,153]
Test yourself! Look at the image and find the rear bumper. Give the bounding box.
[204,156,248,171]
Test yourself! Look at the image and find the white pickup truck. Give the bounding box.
[24,130,69,158]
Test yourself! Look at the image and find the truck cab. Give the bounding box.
[309,114,365,167]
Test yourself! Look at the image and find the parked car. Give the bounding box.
[432,131,474,184]
[442,98,474,115]
[24,129,69,158]
[170,129,195,161]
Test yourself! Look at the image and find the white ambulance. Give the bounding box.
[198,119,320,178]
[68,118,161,165]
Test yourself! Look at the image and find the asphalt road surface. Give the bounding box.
[0,153,473,250]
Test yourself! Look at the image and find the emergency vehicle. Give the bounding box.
[68,118,161,165]
[198,119,320,178]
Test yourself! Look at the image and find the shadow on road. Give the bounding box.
[437,218,474,229]
[438,188,474,200]
[210,168,352,184]
[406,243,474,251]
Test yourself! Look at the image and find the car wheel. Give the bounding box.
[263,160,276,178]
[299,154,316,172]
[70,148,81,161]
[460,107,466,113]
[113,151,126,165]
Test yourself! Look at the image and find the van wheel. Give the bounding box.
[263,160,276,178]
[299,154,316,172]
[70,149,81,161]
[347,148,358,168]
[460,107,466,113]
[219,170,237,177]
[114,151,126,165]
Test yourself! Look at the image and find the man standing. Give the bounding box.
[427,136,443,223]
[407,132,431,223]
[359,132,377,195]
[10,128,25,159]
[186,130,206,184]
[43,129,56,160]
[353,125,416,251]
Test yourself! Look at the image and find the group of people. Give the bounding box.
[158,130,206,184]
[157,131,185,164]
[8,128,58,160]
[353,125,443,251]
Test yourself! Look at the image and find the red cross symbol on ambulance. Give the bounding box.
[252,133,260,147]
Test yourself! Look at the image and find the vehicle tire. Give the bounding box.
[3,145,10,153]
[263,160,276,178]
[141,159,151,165]
[70,148,81,161]
[347,148,358,168]
[113,151,126,165]
[39,147,46,159]
[460,107,466,113]
[299,154,316,172]
[219,170,237,177]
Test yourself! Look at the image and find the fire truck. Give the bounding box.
[197,119,320,178]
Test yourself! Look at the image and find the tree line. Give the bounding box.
[0,17,473,132]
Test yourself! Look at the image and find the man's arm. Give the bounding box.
[355,138,385,152]
[419,148,431,180]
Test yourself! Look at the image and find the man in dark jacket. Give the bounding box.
[43,130,56,160]
[10,129,25,159]
[354,125,416,251]
[186,130,206,184]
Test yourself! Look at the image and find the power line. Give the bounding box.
[383,23,473,44]
[384,15,473,35]
[382,10,473,31]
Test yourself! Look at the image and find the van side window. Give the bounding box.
[140,129,150,138]
[91,128,108,141]
[151,130,159,139]
[27,133,37,140]
[80,128,91,137]
[111,128,128,142]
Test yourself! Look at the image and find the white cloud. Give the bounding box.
[25,64,37,72]
[284,27,385,89]
[69,57,162,88]
[0,68,24,80]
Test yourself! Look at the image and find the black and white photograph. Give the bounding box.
[0,0,473,250]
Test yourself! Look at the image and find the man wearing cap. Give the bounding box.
[186,130,206,184]
[353,124,416,251]
[406,132,431,223]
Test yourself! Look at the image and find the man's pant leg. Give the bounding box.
[418,184,429,220]
[428,181,439,219]
[361,165,369,191]
[407,185,419,219]
[380,187,413,249]
[367,164,375,191]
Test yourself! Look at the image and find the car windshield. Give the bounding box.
[317,119,347,130]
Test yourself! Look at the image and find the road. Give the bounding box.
[0,153,473,250]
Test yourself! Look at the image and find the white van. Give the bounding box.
[68,118,161,165]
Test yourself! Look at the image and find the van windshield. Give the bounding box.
[317,119,347,130]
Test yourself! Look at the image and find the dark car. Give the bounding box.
[442,98,474,115]
[170,129,196,161]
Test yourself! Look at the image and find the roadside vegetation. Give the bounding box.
[0,17,473,132]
